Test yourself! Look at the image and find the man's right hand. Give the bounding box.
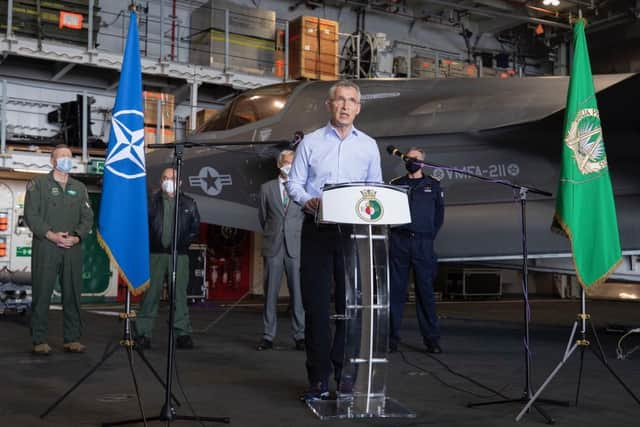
[304,197,321,214]
[46,231,64,245]
[46,231,76,248]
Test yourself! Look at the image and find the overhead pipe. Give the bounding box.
[526,5,560,16]
[171,0,177,61]
[335,0,571,29]
[419,0,572,29]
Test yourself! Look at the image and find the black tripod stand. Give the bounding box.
[104,142,230,426]
[516,288,640,421]
[40,290,181,419]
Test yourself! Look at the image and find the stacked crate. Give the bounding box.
[189,0,276,74]
[288,16,339,81]
[143,91,175,146]
[410,56,437,78]
[439,59,478,78]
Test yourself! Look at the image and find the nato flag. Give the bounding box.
[98,10,150,293]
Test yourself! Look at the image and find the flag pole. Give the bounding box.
[40,8,179,420]
[574,287,589,405]
[517,15,638,422]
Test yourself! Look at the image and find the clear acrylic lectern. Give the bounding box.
[307,183,416,420]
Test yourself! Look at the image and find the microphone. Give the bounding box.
[386,145,411,162]
[291,131,304,149]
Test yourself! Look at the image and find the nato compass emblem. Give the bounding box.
[565,108,608,175]
[189,166,232,196]
[356,189,383,223]
[105,110,146,179]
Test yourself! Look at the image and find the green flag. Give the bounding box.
[552,19,622,289]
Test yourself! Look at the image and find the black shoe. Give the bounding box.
[425,341,442,354]
[300,381,329,402]
[388,341,398,353]
[176,335,194,349]
[256,338,273,351]
[135,335,151,350]
[337,375,354,395]
[294,339,305,351]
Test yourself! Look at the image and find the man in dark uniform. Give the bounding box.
[24,144,94,355]
[135,167,200,350]
[389,147,445,354]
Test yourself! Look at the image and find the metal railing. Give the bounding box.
[2,1,289,80]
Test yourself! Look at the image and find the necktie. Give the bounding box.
[282,186,289,208]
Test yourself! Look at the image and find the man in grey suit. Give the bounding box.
[256,150,305,351]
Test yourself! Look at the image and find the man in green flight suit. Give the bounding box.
[24,145,94,355]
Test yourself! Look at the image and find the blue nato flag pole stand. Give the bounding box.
[103,142,230,426]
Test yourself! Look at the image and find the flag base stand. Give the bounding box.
[515,289,640,422]
[467,189,570,425]
[40,291,181,421]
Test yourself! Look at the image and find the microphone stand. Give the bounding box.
[405,157,568,424]
[104,141,229,426]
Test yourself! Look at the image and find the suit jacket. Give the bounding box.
[258,178,304,258]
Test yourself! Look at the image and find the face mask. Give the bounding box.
[55,157,73,173]
[161,179,175,194]
[280,164,291,176]
[405,160,422,174]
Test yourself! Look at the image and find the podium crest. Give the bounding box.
[356,189,384,222]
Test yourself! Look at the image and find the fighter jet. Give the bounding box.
[145,75,640,266]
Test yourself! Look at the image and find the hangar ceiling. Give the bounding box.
[294,0,638,34]
[291,0,640,67]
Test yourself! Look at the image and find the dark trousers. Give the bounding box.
[136,253,192,338]
[300,219,352,385]
[389,231,440,346]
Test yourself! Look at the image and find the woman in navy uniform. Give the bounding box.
[389,147,444,353]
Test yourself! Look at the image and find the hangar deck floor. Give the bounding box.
[1,298,639,427]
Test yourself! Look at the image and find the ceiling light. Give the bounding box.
[542,0,560,6]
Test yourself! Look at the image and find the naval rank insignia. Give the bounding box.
[565,108,608,175]
[356,189,383,222]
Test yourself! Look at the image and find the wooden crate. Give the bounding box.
[288,16,338,80]
[411,55,437,78]
[144,126,175,146]
[143,91,175,128]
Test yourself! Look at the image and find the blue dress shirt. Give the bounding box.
[286,123,383,206]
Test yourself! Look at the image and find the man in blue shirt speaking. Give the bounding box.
[287,80,382,400]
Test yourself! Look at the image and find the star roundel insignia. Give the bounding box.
[565,108,608,175]
[105,109,146,179]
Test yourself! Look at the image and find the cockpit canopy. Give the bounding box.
[198,82,301,132]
